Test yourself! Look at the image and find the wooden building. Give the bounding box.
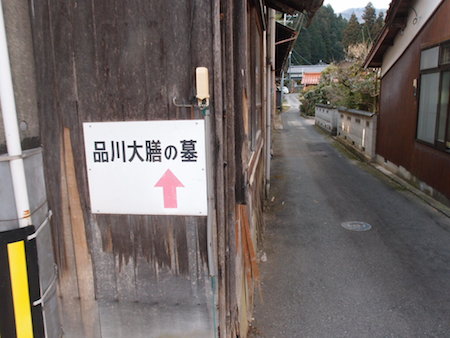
[1,0,323,337]
[365,0,450,204]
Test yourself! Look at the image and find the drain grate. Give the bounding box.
[341,221,372,232]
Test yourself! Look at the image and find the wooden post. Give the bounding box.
[224,0,238,335]
[233,0,248,204]
[212,0,226,336]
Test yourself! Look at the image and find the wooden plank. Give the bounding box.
[30,0,67,270]
[49,0,95,287]
[242,90,250,139]
[116,0,147,121]
[211,0,226,335]
[92,0,121,122]
[57,133,85,334]
[90,215,117,300]
[233,0,249,204]
[224,0,238,335]
[241,205,259,283]
[239,202,261,338]
[63,127,101,337]
[63,128,95,301]
[71,0,99,122]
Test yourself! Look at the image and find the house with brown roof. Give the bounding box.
[365,0,450,204]
[301,72,322,87]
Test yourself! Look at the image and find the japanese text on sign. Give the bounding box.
[83,120,207,216]
[92,140,198,163]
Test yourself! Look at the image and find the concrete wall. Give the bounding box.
[0,0,40,154]
[337,108,377,160]
[315,105,378,160]
[375,154,450,206]
[315,104,338,135]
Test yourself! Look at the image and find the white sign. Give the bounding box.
[83,120,207,216]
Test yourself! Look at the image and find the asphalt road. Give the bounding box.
[250,94,450,338]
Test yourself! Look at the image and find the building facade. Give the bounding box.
[1,0,322,337]
[365,0,450,203]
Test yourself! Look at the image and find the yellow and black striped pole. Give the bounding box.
[0,226,44,338]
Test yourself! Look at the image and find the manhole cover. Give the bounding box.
[341,221,372,232]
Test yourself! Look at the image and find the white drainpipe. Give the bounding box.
[0,1,32,228]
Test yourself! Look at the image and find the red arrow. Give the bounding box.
[154,169,184,208]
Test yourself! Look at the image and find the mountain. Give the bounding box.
[340,7,387,22]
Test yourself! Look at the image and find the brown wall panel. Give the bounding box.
[378,0,450,199]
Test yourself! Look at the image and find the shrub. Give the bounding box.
[299,44,379,115]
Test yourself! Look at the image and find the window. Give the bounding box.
[249,9,263,150]
[417,41,450,151]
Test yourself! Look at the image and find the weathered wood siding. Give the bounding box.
[29,0,271,335]
[30,0,214,303]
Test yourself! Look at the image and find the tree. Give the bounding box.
[299,44,379,114]
[299,85,328,116]
[293,5,346,65]
[324,44,379,111]
[373,11,385,40]
[362,2,377,43]
[342,14,361,49]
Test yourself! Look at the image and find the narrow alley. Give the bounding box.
[250,95,450,337]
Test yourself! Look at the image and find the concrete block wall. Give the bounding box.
[315,104,338,135]
[337,108,377,160]
[315,105,377,161]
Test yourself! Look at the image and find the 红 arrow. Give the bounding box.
[154,169,184,208]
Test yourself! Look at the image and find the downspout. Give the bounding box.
[265,9,275,197]
[0,0,32,228]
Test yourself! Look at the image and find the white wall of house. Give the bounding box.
[381,0,443,77]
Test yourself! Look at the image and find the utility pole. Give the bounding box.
[288,51,292,92]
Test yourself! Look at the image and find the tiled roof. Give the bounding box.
[301,72,321,85]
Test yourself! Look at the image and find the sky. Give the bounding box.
[323,0,392,13]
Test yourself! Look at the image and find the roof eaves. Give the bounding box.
[275,22,298,76]
[265,0,324,15]
[364,0,411,68]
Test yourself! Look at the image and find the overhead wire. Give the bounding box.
[292,49,312,65]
